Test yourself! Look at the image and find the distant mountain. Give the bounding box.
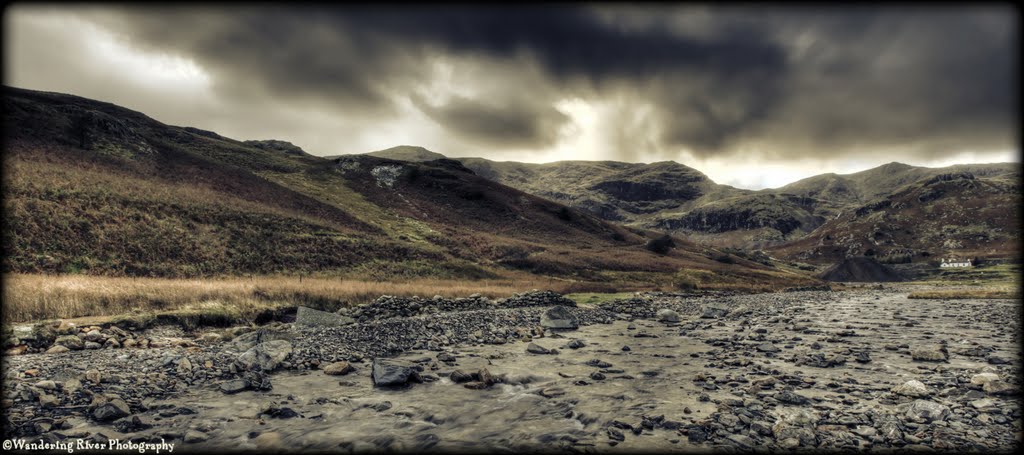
[769,171,1020,263]
[352,147,1019,263]
[777,161,1018,204]
[3,86,807,288]
[365,145,447,162]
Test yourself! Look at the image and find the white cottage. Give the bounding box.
[940,257,973,268]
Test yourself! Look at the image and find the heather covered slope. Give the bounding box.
[2,86,810,288]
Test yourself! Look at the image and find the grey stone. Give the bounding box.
[323,361,355,376]
[54,335,84,350]
[910,346,948,362]
[903,400,949,423]
[371,359,422,387]
[892,380,930,397]
[220,379,249,394]
[237,340,293,371]
[526,343,552,354]
[541,305,578,330]
[295,306,355,328]
[656,309,680,323]
[93,398,131,421]
[701,304,729,319]
[970,372,1000,387]
[982,380,1016,395]
[184,430,209,443]
[756,342,781,353]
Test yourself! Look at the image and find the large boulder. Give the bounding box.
[371,359,422,387]
[93,397,131,421]
[892,380,930,397]
[237,340,293,371]
[911,345,948,362]
[295,306,355,328]
[540,306,578,330]
[656,309,680,323]
[54,335,85,351]
[970,372,1000,387]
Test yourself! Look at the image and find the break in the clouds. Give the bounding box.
[3,4,1018,189]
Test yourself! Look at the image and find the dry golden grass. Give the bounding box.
[907,288,1020,300]
[2,273,589,324]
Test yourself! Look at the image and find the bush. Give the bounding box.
[879,253,912,264]
[674,276,699,291]
[645,235,675,255]
[557,207,572,221]
[713,254,735,264]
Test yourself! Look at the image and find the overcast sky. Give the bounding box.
[4,4,1018,189]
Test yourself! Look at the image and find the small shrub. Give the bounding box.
[674,276,699,291]
[645,235,675,255]
[557,207,572,221]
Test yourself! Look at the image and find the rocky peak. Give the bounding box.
[244,139,308,156]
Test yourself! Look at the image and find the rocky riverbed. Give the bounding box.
[2,288,1020,452]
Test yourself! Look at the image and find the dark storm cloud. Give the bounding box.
[76,5,1015,158]
[82,5,790,150]
[412,94,569,149]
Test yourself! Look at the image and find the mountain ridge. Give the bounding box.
[3,86,812,289]
[358,146,1019,261]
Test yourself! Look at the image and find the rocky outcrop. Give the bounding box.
[243,139,308,156]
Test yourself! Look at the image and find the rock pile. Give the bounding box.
[349,291,575,323]
[4,321,184,356]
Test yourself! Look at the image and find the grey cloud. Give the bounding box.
[12,5,1017,161]
[74,5,791,150]
[412,94,570,149]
